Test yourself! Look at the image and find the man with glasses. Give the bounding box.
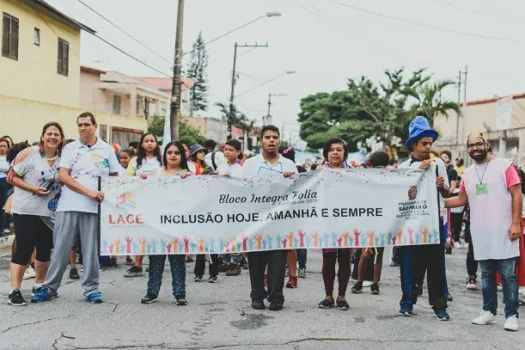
[446,132,521,331]
[242,125,297,311]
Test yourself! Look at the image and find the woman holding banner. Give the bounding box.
[141,141,189,305]
[124,133,163,278]
[317,138,352,311]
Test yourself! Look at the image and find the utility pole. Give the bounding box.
[170,0,185,141]
[228,42,268,140]
[267,93,272,116]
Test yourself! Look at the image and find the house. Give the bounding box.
[135,77,194,117]
[434,93,525,164]
[0,0,146,144]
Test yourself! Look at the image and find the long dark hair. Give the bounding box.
[163,141,188,171]
[136,133,162,169]
[39,122,65,156]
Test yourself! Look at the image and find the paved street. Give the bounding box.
[0,245,524,350]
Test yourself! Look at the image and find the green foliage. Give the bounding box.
[297,68,460,152]
[147,116,205,145]
[187,32,209,113]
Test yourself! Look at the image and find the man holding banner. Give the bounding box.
[32,113,121,304]
[242,125,298,311]
[397,116,450,321]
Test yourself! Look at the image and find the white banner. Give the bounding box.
[100,168,440,255]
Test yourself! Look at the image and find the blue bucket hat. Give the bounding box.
[405,116,438,151]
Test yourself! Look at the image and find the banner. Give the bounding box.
[100,168,440,255]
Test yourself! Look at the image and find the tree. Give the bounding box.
[215,102,256,146]
[186,32,209,114]
[147,116,205,146]
[408,80,461,127]
[297,68,458,153]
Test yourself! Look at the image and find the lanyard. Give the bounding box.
[474,161,490,184]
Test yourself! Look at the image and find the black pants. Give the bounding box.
[399,219,448,310]
[194,254,219,278]
[465,228,478,279]
[248,250,287,304]
[450,212,463,242]
[11,214,53,266]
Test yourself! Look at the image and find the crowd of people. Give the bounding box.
[1,112,524,332]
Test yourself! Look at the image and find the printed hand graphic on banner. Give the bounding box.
[287,232,294,248]
[132,241,139,254]
[125,236,133,254]
[241,234,248,251]
[298,231,306,248]
[421,227,429,243]
[342,232,350,247]
[408,228,414,245]
[140,239,147,254]
[367,231,375,246]
[255,234,263,250]
[151,240,157,254]
[115,239,121,255]
[336,236,343,247]
[198,238,205,253]
[353,229,361,247]
[281,237,288,248]
[183,236,190,253]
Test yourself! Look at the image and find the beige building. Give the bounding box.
[434,93,525,165]
[135,77,194,117]
[0,0,146,144]
[183,116,227,142]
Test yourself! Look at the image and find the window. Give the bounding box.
[113,95,121,114]
[2,13,19,60]
[57,38,69,76]
[33,28,40,46]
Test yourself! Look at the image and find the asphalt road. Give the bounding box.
[0,244,524,349]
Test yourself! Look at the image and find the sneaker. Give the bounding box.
[185,256,194,263]
[8,289,27,306]
[176,297,187,306]
[269,302,283,311]
[336,299,350,311]
[504,315,519,331]
[286,276,298,289]
[497,284,503,292]
[363,281,373,287]
[434,309,450,321]
[219,264,228,273]
[86,291,103,304]
[298,268,306,279]
[398,306,413,316]
[225,266,241,276]
[69,268,80,280]
[371,283,380,295]
[31,287,51,303]
[466,278,477,290]
[208,276,218,283]
[141,293,158,304]
[447,294,453,302]
[351,281,363,294]
[318,298,335,309]
[124,266,144,278]
[194,275,203,282]
[241,259,249,270]
[472,310,495,325]
[125,257,135,266]
[252,299,265,310]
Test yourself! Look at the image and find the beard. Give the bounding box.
[469,149,488,162]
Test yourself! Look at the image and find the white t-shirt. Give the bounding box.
[242,154,298,178]
[57,138,122,214]
[11,147,61,217]
[205,151,226,171]
[0,155,9,179]
[399,156,450,222]
[126,157,162,176]
[217,161,243,178]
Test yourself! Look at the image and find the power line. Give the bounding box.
[76,0,172,66]
[322,0,518,42]
[29,1,171,78]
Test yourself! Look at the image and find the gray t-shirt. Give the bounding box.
[12,147,61,217]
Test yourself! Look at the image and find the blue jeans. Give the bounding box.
[297,249,307,269]
[479,258,519,319]
[147,255,186,298]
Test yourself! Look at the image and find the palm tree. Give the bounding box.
[409,80,461,126]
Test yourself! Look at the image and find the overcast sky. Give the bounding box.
[47,0,525,143]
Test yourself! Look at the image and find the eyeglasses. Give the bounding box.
[466,142,485,150]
